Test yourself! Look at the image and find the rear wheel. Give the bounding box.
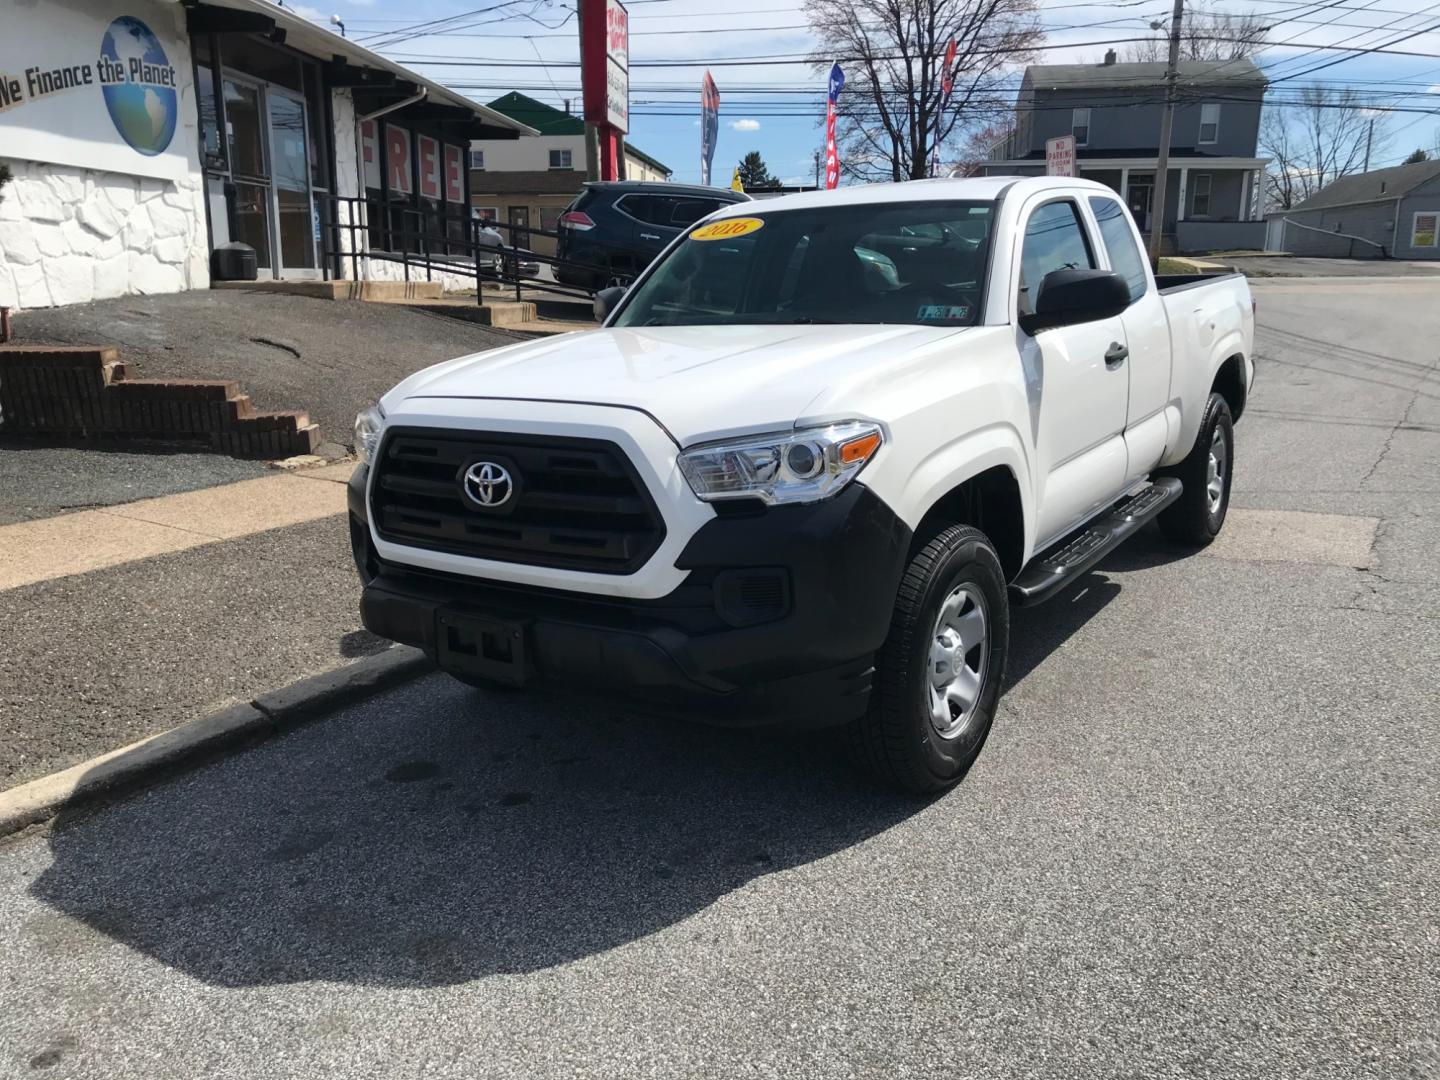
[1157,392,1234,547]
[847,525,1009,794]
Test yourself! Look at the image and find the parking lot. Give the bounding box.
[1,275,1437,1079]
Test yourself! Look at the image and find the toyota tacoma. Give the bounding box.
[348,176,1255,793]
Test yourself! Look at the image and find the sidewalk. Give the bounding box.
[0,462,370,788]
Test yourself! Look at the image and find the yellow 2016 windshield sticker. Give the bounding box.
[690,217,765,241]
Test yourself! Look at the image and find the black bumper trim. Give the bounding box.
[350,465,911,727]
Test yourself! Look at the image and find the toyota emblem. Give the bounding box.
[462,461,514,508]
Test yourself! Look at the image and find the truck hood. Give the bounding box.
[383,324,968,446]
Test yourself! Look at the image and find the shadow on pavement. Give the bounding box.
[29,680,928,989]
[27,527,1183,990]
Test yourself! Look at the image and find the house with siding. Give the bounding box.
[1266,160,1440,259]
[981,52,1269,253]
[470,93,671,257]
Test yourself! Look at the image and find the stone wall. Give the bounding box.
[0,161,210,310]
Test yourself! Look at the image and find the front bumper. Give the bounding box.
[349,465,911,728]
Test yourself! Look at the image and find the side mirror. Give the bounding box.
[1020,269,1131,335]
[593,286,626,323]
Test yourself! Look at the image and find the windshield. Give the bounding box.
[612,200,994,329]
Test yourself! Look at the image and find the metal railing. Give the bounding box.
[317,193,633,305]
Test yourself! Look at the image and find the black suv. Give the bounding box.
[555,181,751,291]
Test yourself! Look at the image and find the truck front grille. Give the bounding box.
[370,428,666,574]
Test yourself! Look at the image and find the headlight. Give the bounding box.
[678,422,884,506]
[354,405,385,465]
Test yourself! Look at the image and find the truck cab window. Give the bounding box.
[1088,197,1148,302]
[1017,200,1094,316]
[614,201,994,328]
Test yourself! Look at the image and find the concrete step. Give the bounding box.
[212,280,445,301]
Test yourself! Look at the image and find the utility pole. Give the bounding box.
[813,149,821,188]
[1363,116,1375,171]
[1147,0,1184,267]
[578,0,599,181]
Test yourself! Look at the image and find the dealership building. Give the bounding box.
[0,0,533,311]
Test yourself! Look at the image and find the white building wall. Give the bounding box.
[329,87,366,278]
[474,133,587,173]
[0,4,208,312]
[624,152,669,182]
[0,162,209,310]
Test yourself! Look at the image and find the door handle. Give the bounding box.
[1104,342,1129,367]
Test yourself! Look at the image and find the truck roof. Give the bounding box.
[705,175,1115,217]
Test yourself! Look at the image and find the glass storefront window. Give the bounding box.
[304,64,329,191]
[196,63,225,170]
[232,181,272,269]
[224,79,266,180]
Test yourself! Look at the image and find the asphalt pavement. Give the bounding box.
[0,445,266,526]
[12,289,521,457]
[1,277,1437,1078]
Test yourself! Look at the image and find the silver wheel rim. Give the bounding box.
[927,583,990,740]
[1206,425,1227,516]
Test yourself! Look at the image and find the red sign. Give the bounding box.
[581,0,629,139]
[386,125,412,194]
[417,135,441,199]
[444,144,464,203]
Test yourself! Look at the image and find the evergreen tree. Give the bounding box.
[737,152,776,189]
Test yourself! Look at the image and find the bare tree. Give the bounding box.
[948,121,1014,176]
[1124,2,1268,62]
[1260,89,1386,210]
[804,0,1042,183]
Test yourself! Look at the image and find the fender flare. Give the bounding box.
[890,423,1036,565]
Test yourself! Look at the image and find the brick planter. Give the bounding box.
[0,346,319,459]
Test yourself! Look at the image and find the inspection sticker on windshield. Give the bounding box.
[918,304,969,321]
[690,217,765,241]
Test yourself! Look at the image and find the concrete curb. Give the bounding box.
[0,646,432,837]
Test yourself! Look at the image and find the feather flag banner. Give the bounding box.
[823,63,844,190]
[700,70,720,186]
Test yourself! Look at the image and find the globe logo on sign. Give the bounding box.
[100,16,178,157]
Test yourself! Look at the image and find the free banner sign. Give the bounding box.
[0,0,190,181]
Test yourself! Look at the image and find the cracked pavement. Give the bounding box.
[0,276,1437,1079]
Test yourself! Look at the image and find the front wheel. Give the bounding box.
[1157,392,1234,547]
[847,525,1009,794]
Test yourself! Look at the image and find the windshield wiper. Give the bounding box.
[790,316,837,324]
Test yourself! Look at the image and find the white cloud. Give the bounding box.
[730,119,761,132]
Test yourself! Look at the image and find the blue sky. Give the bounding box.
[290,0,1440,184]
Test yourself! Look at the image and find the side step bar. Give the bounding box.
[1009,477,1183,607]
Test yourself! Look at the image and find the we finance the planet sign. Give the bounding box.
[0,0,188,180]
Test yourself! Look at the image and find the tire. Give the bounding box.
[847,525,1009,794]
[1157,392,1234,547]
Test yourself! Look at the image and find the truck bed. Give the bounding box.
[1154,271,1243,294]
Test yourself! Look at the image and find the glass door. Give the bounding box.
[223,75,272,273]
[267,89,318,278]
[1127,175,1154,232]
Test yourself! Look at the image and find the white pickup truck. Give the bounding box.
[348,176,1254,792]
